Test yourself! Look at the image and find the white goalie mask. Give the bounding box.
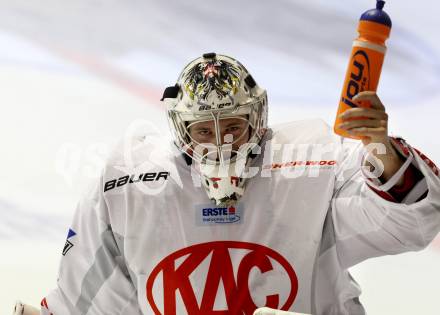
[162,53,268,206]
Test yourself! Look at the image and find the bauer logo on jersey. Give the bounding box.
[195,203,243,225]
[103,171,170,192]
[62,228,76,256]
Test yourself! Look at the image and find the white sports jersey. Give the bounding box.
[42,119,440,315]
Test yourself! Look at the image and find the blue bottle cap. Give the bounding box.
[360,0,392,28]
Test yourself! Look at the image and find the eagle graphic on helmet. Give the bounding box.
[183,59,241,101]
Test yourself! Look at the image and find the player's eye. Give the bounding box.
[226,126,243,133]
[198,130,211,136]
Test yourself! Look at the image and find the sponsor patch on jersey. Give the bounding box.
[62,228,76,256]
[263,160,337,170]
[195,203,243,226]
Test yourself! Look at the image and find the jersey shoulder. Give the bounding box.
[269,118,340,145]
[102,130,177,186]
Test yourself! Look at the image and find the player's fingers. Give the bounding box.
[338,119,384,130]
[339,107,388,120]
[12,301,24,315]
[352,91,385,110]
[346,126,387,136]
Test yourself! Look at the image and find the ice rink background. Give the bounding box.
[1,0,439,314]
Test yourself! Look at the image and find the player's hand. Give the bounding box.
[337,91,406,183]
[12,301,40,315]
[337,91,390,147]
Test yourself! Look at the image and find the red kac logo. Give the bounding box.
[146,241,298,315]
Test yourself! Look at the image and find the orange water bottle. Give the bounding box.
[334,0,392,139]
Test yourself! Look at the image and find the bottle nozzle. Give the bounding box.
[376,0,385,10]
